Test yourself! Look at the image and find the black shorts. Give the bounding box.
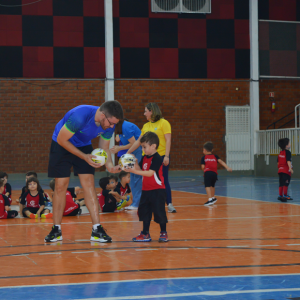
[22,207,47,218]
[102,196,117,213]
[48,140,95,178]
[279,173,291,187]
[138,189,168,224]
[204,171,218,188]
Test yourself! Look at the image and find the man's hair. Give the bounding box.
[203,141,214,152]
[109,175,118,182]
[140,131,159,149]
[278,138,290,150]
[119,171,129,180]
[99,177,110,190]
[26,171,37,178]
[26,176,42,191]
[49,179,55,191]
[0,172,8,179]
[145,103,162,122]
[0,179,4,188]
[100,100,124,120]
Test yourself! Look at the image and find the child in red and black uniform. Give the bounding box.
[0,172,12,205]
[49,179,82,216]
[19,177,52,219]
[0,179,18,219]
[201,142,232,206]
[116,171,132,209]
[126,132,168,243]
[277,138,293,202]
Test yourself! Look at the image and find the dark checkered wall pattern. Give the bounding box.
[0,0,250,79]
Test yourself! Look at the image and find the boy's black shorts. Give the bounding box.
[48,140,95,178]
[204,171,218,187]
[279,173,291,187]
[138,189,168,224]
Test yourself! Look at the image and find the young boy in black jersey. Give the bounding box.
[0,179,18,219]
[0,172,12,205]
[201,142,232,206]
[116,171,132,208]
[126,131,168,242]
[277,138,293,202]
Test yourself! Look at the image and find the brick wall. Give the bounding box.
[1,79,249,173]
[259,80,300,129]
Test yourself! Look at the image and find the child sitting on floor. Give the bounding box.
[0,179,18,219]
[0,172,12,205]
[116,171,132,208]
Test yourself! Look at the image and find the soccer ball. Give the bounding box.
[91,148,107,166]
[118,154,136,170]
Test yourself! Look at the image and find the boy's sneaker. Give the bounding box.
[90,225,112,243]
[44,226,63,242]
[29,213,37,219]
[117,199,128,210]
[168,203,177,213]
[41,213,53,219]
[132,232,151,242]
[212,197,217,204]
[159,232,168,242]
[278,196,287,202]
[204,199,215,206]
[284,195,293,200]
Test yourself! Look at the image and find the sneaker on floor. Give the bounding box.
[278,196,287,202]
[90,225,112,243]
[125,205,138,210]
[168,203,177,213]
[204,199,215,206]
[159,232,168,242]
[41,213,53,219]
[212,197,217,204]
[44,226,63,243]
[29,213,37,219]
[284,195,293,200]
[117,199,128,210]
[132,232,151,242]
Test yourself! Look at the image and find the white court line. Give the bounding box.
[75,239,90,242]
[11,254,29,257]
[72,251,95,254]
[39,252,62,255]
[103,250,127,253]
[226,246,249,248]
[197,248,211,249]
[78,288,300,299]
[135,249,158,251]
[166,248,189,250]
[287,244,300,246]
[257,245,279,247]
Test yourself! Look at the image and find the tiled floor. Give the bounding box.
[1,175,300,299]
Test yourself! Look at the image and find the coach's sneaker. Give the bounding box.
[204,199,214,206]
[44,226,63,243]
[284,195,293,200]
[132,232,151,242]
[158,232,168,243]
[90,225,112,243]
[117,199,128,210]
[41,213,53,219]
[168,203,177,213]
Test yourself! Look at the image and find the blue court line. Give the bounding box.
[1,274,300,300]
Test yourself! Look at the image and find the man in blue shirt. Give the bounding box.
[45,101,123,243]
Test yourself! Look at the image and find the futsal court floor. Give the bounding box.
[1,174,300,300]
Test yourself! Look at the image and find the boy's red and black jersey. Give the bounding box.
[20,191,45,208]
[2,183,12,198]
[116,182,131,196]
[63,191,79,216]
[139,152,165,191]
[278,149,292,175]
[0,195,10,219]
[201,154,220,174]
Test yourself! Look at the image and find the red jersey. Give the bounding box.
[0,195,9,219]
[116,182,131,196]
[98,192,105,209]
[2,183,12,204]
[278,149,292,175]
[63,191,79,216]
[201,155,220,174]
[139,152,165,191]
[20,191,45,208]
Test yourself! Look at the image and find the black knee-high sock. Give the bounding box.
[160,223,166,232]
[142,221,150,234]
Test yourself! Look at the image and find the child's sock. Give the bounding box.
[279,186,283,196]
[93,224,100,230]
[160,223,166,232]
[283,186,288,196]
[209,198,213,201]
[142,221,150,235]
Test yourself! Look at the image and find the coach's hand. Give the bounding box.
[84,154,103,168]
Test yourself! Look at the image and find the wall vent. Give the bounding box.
[152,0,211,14]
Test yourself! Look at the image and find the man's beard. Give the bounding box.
[96,118,109,130]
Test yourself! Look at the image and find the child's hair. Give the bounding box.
[203,141,214,152]
[26,176,42,191]
[278,138,290,150]
[0,172,8,179]
[26,171,37,178]
[140,131,159,149]
[119,171,129,180]
[49,179,55,191]
[0,179,4,188]
[99,177,110,190]
[109,175,118,182]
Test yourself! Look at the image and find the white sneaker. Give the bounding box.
[168,203,177,213]
[125,205,138,210]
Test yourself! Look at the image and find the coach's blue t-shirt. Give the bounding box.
[52,105,115,147]
[118,120,141,157]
